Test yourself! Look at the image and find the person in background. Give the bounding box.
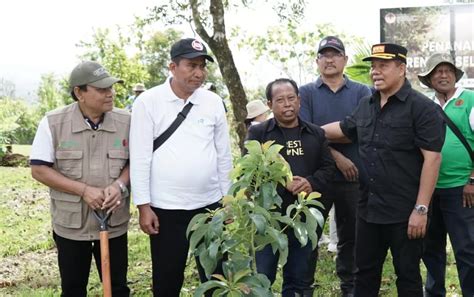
[245,99,270,128]
[418,53,474,297]
[126,83,146,111]
[322,43,445,297]
[129,38,232,297]
[299,35,371,297]
[30,61,131,296]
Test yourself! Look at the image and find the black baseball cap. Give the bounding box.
[363,43,407,63]
[318,36,345,54]
[170,38,214,62]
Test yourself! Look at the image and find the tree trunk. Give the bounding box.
[189,0,248,152]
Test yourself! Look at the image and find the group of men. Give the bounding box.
[29,35,473,297]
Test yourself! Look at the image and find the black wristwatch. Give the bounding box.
[414,204,428,215]
[469,177,474,185]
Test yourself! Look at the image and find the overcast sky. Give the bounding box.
[0,0,444,100]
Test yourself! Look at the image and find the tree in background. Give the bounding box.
[0,78,16,99]
[77,27,150,108]
[237,21,371,86]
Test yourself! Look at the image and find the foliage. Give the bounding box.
[187,140,324,296]
[36,73,69,117]
[236,21,368,86]
[345,41,373,85]
[0,98,38,147]
[138,28,182,87]
[78,27,150,108]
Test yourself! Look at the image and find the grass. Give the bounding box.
[0,166,462,296]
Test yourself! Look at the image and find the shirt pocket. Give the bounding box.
[356,118,373,143]
[56,150,83,180]
[108,150,129,178]
[387,119,414,149]
[51,191,82,228]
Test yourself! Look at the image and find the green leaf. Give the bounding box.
[259,182,275,210]
[308,228,319,250]
[306,191,322,200]
[194,280,227,297]
[302,208,317,234]
[189,223,210,252]
[208,239,220,259]
[199,247,217,277]
[293,222,308,247]
[186,213,208,237]
[250,213,266,234]
[286,204,297,217]
[233,268,252,283]
[277,242,289,267]
[244,140,262,155]
[309,207,324,228]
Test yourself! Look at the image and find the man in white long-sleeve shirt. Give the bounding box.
[129,38,232,297]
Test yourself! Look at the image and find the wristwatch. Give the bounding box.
[414,204,428,215]
[469,177,474,185]
[115,180,129,197]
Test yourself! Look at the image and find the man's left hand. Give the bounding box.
[463,184,474,208]
[103,182,122,214]
[407,210,427,239]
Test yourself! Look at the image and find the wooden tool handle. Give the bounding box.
[100,230,112,297]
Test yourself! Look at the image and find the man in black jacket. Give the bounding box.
[246,78,336,297]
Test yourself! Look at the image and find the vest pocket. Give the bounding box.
[108,150,129,178]
[56,150,83,179]
[51,191,82,228]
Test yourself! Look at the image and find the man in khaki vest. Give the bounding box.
[30,61,131,296]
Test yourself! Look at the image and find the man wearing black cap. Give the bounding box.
[418,53,474,297]
[30,61,131,296]
[300,36,371,297]
[322,43,445,296]
[129,38,232,296]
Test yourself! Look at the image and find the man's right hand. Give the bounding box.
[138,204,159,235]
[82,185,105,210]
[335,154,359,182]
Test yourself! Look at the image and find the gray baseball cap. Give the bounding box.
[69,61,123,90]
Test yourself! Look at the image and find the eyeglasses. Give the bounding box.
[317,52,345,60]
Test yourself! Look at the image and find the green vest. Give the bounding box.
[437,89,474,188]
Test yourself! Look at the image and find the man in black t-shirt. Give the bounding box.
[246,78,336,297]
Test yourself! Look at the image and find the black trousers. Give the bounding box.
[423,186,474,297]
[53,232,130,297]
[354,217,424,297]
[324,181,359,295]
[149,202,220,297]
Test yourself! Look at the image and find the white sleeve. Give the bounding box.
[129,97,154,205]
[30,116,54,163]
[213,99,233,195]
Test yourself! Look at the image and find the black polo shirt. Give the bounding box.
[340,79,445,224]
[246,118,336,211]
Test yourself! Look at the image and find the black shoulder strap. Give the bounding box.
[153,103,194,152]
[439,110,474,162]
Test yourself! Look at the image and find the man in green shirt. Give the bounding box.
[418,53,474,297]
